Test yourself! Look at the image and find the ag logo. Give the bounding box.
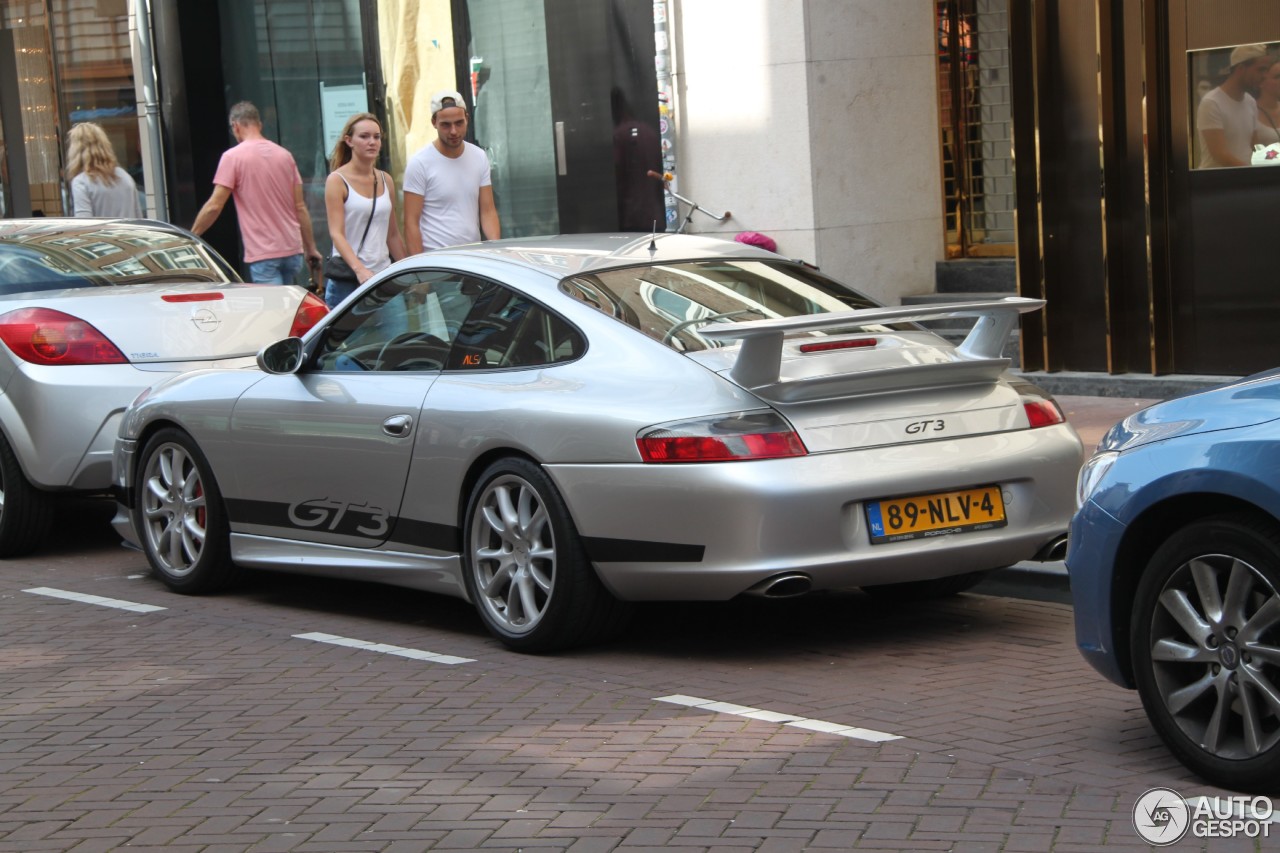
[1133,787,1189,845]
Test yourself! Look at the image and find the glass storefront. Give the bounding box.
[216,0,369,252]
[0,0,140,217]
[1,0,661,258]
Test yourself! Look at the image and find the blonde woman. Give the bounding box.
[66,122,141,218]
[322,112,406,308]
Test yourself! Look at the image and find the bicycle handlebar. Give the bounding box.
[646,170,730,224]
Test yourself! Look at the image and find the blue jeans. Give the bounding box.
[247,253,305,284]
[324,278,359,309]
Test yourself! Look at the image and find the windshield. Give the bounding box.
[0,221,235,296]
[561,260,916,352]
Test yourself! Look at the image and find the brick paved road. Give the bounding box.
[0,500,1255,851]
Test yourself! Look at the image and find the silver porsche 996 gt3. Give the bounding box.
[114,233,1083,652]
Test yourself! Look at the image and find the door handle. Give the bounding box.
[554,121,567,176]
[382,414,414,437]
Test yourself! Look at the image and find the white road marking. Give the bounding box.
[656,694,902,743]
[293,632,474,665]
[23,587,166,613]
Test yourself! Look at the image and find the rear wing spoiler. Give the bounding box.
[698,297,1046,388]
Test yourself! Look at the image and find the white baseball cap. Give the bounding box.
[431,90,467,117]
[1230,43,1268,68]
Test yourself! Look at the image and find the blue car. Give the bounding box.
[1068,371,1280,793]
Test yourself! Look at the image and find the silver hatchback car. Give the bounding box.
[115,234,1082,651]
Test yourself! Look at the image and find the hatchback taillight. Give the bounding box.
[0,307,127,365]
[637,410,808,462]
[289,292,329,338]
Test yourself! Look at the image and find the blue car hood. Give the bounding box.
[1100,367,1280,451]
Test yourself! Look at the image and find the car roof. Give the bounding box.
[0,217,185,240]
[420,232,787,278]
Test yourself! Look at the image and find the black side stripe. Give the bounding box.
[581,537,705,563]
[224,499,460,553]
[223,499,700,561]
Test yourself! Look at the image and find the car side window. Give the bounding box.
[446,283,585,370]
[311,270,480,372]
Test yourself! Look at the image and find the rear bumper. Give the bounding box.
[548,423,1083,600]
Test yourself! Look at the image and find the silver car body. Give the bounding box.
[0,220,319,494]
[115,234,1082,612]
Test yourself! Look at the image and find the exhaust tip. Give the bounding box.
[745,573,813,598]
[1032,535,1069,563]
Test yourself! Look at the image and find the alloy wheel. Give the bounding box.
[1148,553,1280,760]
[468,474,556,635]
[140,441,208,577]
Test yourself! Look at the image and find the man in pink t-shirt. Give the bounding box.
[192,101,322,284]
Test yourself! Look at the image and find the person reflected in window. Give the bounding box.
[610,88,663,232]
[322,113,407,308]
[1255,56,1280,146]
[1197,44,1270,168]
[66,123,141,218]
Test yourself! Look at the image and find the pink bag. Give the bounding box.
[734,231,777,253]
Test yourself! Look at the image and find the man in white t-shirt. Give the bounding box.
[1197,43,1270,168]
[403,91,501,253]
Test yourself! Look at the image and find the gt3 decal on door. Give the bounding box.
[288,498,390,537]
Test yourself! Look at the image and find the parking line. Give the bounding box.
[656,694,902,743]
[293,632,474,665]
[23,587,166,613]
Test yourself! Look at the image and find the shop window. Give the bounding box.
[936,0,1014,258]
[1189,42,1280,169]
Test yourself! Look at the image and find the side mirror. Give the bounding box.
[257,337,304,374]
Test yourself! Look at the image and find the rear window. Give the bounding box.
[560,260,914,352]
[0,221,234,296]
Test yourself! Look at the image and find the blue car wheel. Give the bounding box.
[1131,514,1280,793]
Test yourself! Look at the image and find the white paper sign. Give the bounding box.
[320,82,369,156]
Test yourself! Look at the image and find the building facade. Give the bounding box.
[3,1,1268,382]
[1013,0,1280,380]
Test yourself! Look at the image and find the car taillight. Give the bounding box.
[0,307,127,365]
[637,410,808,462]
[1010,380,1066,428]
[799,338,877,354]
[1024,399,1065,427]
[288,292,329,338]
[161,293,225,303]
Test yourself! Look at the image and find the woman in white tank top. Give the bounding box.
[322,113,407,308]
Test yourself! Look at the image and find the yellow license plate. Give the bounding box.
[865,485,1006,544]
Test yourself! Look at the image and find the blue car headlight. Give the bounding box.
[1076,450,1118,508]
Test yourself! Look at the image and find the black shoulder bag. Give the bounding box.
[323,172,380,284]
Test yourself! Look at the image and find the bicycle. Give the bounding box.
[647,170,731,233]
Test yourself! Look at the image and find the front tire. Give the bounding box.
[0,430,55,557]
[1131,515,1280,793]
[135,428,236,594]
[462,457,629,652]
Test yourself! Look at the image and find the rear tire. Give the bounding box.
[135,428,237,593]
[0,430,55,557]
[462,457,631,652]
